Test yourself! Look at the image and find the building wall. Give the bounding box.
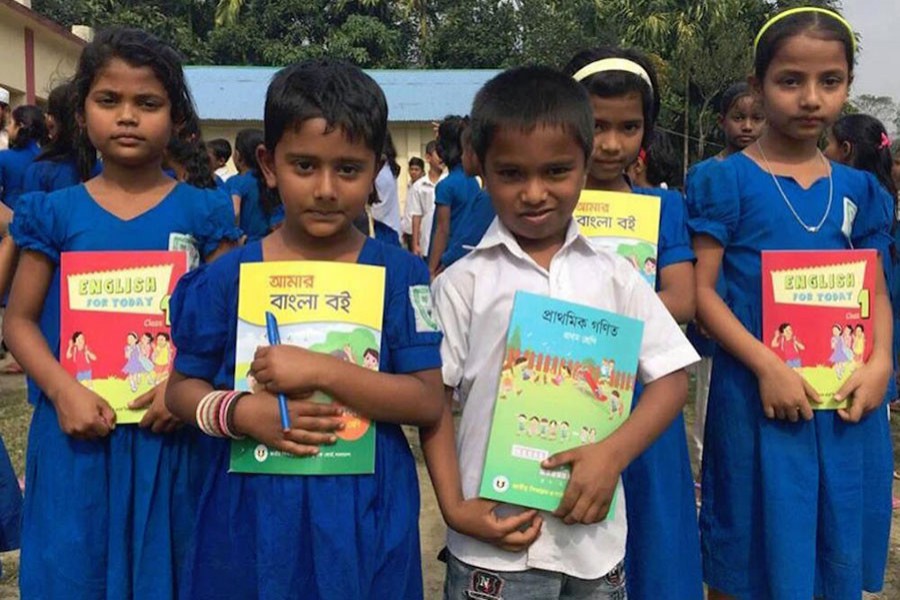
[0,1,84,106]
[200,120,437,212]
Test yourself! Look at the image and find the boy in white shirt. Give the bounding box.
[424,66,699,598]
[408,140,443,257]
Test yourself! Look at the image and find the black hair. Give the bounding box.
[831,113,898,199]
[207,138,232,162]
[36,82,84,169]
[643,129,681,188]
[72,331,84,343]
[719,82,754,117]
[778,322,791,333]
[363,348,380,361]
[383,130,401,177]
[469,66,593,165]
[263,59,387,158]
[166,114,216,189]
[9,105,47,150]
[234,128,279,216]
[564,46,660,148]
[408,156,424,170]
[436,115,467,169]
[72,27,198,180]
[754,9,855,81]
[425,140,438,156]
[156,332,170,341]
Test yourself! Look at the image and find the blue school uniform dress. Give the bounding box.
[21,157,103,194]
[433,165,494,268]
[0,434,21,577]
[170,238,441,600]
[620,186,703,600]
[687,153,894,599]
[0,141,40,209]
[227,171,284,241]
[11,182,240,599]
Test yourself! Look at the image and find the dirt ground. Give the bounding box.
[0,369,897,599]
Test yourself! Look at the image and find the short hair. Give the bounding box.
[469,66,593,165]
[425,140,438,156]
[208,138,232,161]
[565,46,660,149]
[408,156,424,169]
[263,59,387,157]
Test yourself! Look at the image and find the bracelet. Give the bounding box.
[195,390,248,439]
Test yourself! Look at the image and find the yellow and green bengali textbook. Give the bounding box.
[574,190,661,288]
[229,261,386,475]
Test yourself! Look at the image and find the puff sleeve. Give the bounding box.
[850,171,894,258]
[656,188,695,268]
[383,249,442,375]
[9,191,65,262]
[194,188,243,259]
[686,158,742,247]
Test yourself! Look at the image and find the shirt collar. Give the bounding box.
[473,217,589,262]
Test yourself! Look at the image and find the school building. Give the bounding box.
[0,0,88,107]
[185,66,499,204]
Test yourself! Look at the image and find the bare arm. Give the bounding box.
[656,261,695,324]
[0,236,18,297]
[231,194,241,223]
[428,205,450,277]
[411,215,422,256]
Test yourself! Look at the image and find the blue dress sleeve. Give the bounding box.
[384,249,442,374]
[9,191,64,262]
[21,162,42,194]
[850,171,893,257]
[170,262,231,382]
[434,175,453,207]
[686,158,741,247]
[656,189,695,268]
[194,188,242,259]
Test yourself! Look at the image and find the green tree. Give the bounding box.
[423,0,519,68]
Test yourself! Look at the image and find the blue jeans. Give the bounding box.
[443,552,626,600]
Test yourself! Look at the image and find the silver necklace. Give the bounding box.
[755,141,833,234]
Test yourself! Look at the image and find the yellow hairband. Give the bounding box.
[754,7,856,55]
[571,58,653,93]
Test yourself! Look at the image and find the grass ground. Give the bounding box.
[0,370,897,598]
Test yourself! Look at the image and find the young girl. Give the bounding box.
[684,82,766,465]
[23,81,100,194]
[0,105,45,221]
[3,28,240,598]
[67,331,98,388]
[227,127,284,241]
[565,46,702,600]
[688,8,894,598]
[164,59,443,599]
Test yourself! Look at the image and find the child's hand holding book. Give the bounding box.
[447,498,542,553]
[251,345,330,396]
[129,381,181,434]
[55,382,116,440]
[834,351,892,423]
[542,441,624,526]
[232,391,344,457]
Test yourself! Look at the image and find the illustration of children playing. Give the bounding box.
[150,333,173,385]
[841,325,855,362]
[829,323,850,378]
[67,332,97,389]
[770,323,805,369]
[548,420,558,441]
[642,257,657,285]
[559,421,570,442]
[852,324,865,363]
[516,414,527,436]
[527,416,540,437]
[500,356,527,399]
[609,390,625,420]
[138,333,155,373]
[122,332,145,392]
[539,418,549,438]
[342,344,381,372]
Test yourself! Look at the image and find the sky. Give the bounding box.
[842,0,900,100]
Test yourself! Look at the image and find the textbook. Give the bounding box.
[479,291,644,513]
[574,190,661,288]
[229,261,385,476]
[761,249,876,410]
[60,251,188,424]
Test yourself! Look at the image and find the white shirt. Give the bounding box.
[431,218,699,579]
[215,166,233,181]
[372,163,402,234]
[406,175,438,256]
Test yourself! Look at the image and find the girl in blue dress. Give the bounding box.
[227,128,285,242]
[565,46,702,600]
[3,28,240,599]
[687,8,894,599]
[0,104,45,213]
[164,60,444,600]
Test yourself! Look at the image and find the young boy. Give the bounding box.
[408,140,444,257]
[207,138,233,183]
[424,66,699,598]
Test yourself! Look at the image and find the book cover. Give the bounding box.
[229,261,385,476]
[761,249,876,410]
[479,291,644,513]
[60,251,188,424]
[574,190,661,288]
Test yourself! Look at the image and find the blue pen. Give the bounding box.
[265,311,291,431]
